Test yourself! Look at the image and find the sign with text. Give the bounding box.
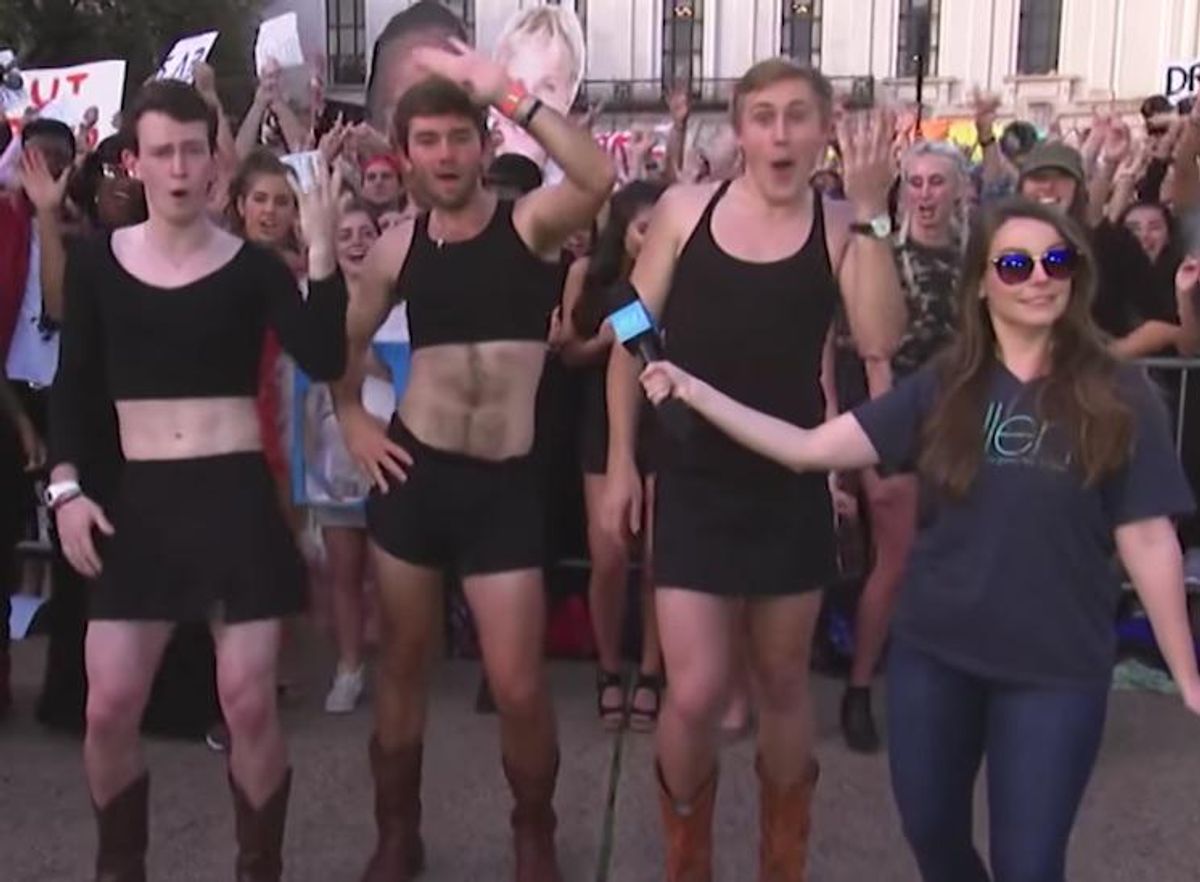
[156,31,220,83]
[1165,59,1200,104]
[255,12,305,74]
[3,60,126,146]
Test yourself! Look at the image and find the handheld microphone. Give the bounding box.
[605,281,692,442]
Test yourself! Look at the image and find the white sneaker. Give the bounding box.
[324,666,365,714]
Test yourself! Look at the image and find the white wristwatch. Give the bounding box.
[45,480,83,511]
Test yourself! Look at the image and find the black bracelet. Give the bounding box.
[520,98,545,129]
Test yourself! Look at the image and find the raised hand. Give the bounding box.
[1176,255,1200,297]
[411,38,510,107]
[287,157,344,275]
[1101,119,1133,166]
[318,113,350,166]
[837,107,898,216]
[257,59,282,107]
[667,87,690,128]
[19,147,70,215]
[193,62,219,107]
[971,88,1002,138]
[56,495,115,579]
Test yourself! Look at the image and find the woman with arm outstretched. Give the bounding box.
[642,197,1200,882]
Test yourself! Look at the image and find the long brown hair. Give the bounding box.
[918,198,1133,498]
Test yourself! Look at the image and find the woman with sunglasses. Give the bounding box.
[640,198,1200,882]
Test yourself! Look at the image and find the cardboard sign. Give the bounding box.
[1164,59,1200,104]
[4,60,126,144]
[156,31,220,83]
[256,12,305,74]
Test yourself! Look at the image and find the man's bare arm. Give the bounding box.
[514,104,616,255]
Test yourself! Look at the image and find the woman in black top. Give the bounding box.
[556,180,666,732]
[642,199,1200,882]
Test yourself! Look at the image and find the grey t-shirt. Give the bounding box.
[853,360,1194,686]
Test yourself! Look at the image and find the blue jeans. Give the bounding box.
[886,640,1109,882]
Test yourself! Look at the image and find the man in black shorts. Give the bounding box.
[334,43,613,882]
[602,60,904,881]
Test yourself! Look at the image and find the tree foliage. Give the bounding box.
[0,0,265,112]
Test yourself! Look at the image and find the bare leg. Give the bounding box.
[371,547,443,751]
[655,588,735,800]
[213,619,287,806]
[83,621,173,805]
[583,474,632,720]
[631,477,664,720]
[324,525,369,673]
[850,473,917,686]
[464,569,558,778]
[746,594,821,785]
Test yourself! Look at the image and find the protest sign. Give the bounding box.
[1164,59,1200,104]
[256,13,306,74]
[3,60,126,146]
[155,31,220,83]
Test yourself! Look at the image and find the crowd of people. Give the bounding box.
[2,1,1200,881]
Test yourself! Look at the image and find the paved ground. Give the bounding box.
[3,628,1199,882]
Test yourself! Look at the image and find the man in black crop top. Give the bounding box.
[45,82,347,882]
[601,60,905,881]
[331,47,613,882]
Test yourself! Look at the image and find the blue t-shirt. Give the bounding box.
[853,360,1194,686]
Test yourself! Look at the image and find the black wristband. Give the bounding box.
[520,98,545,129]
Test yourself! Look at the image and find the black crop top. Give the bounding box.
[48,235,347,468]
[395,200,561,349]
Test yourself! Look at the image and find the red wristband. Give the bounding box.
[498,80,529,120]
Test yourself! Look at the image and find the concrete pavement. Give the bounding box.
[2,630,1198,881]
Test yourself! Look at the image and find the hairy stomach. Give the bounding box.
[399,341,546,459]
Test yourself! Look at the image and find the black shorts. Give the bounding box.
[654,467,836,597]
[366,418,544,576]
[92,453,306,623]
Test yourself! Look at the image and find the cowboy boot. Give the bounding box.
[93,772,149,882]
[361,737,425,881]
[502,753,563,882]
[757,756,820,882]
[229,768,291,882]
[657,762,716,882]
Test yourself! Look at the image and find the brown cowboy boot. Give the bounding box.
[93,772,149,882]
[502,753,563,882]
[229,768,291,882]
[757,755,820,882]
[657,762,717,882]
[362,737,425,881]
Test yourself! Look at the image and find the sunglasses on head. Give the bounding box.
[991,246,1078,285]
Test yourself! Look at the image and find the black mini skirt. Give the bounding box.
[90,453,307,623]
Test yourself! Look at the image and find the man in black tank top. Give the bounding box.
[601,60,905,881]
[331,45,613,882]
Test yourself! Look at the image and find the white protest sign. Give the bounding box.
[256,13,305,74]
[1164,59,1200,104]
[156,31,220,83]
[4,60,126,149]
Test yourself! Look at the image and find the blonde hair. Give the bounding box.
[731,58,833,130]
[494,8,586,97]
[896,140,972,290]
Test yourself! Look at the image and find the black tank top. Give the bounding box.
[396,200,561,350]
[661,181,837,478]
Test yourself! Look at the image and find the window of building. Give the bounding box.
[439,0,476,42]
[781,1,822,69]
[662,0,704,94]
[896,0,941,78]
[1016,0,1063,75]
[327,0,367,85]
